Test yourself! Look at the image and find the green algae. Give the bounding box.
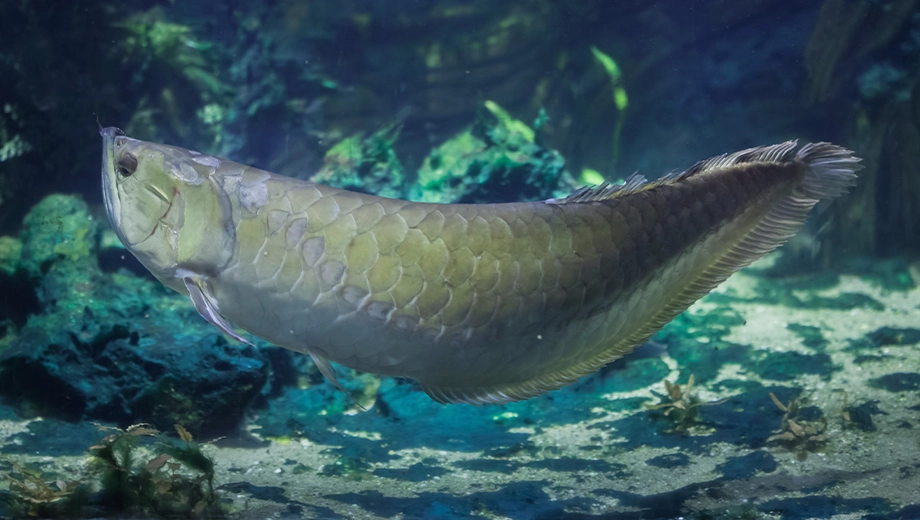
[0,236,21,276]
[304,101,573,205]
[20,194,96,278]
[17,195,102,339]
[413,128,483,202]
[411,101,573,203]
[312,124,405,199]
[590,45,628,174]
[483,100,536,142]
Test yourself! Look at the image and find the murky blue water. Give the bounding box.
[1,1,918,518]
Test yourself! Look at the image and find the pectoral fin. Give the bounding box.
[310,351,366,411]
[183,276,254,346]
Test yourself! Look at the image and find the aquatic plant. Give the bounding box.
[0,460,84,517]
[766,392,828,459]
[646,374,726,431]
[0,103,32,163]
[88,423,221,517]
[579,167,606,187]
[1,422,222,517]
[590,46,628,175]
[483,100,536,142]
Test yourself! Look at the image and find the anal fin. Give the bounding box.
[182,276,254,346]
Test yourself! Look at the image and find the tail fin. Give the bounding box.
[796,142,862,200]
[685,141,862,289]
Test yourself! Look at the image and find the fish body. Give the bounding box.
[101,128,860,404]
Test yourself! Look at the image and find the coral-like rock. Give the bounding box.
[0,195,267,437]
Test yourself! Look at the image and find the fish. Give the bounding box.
[100,127,861,405]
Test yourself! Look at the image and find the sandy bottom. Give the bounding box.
[2,263,919,519]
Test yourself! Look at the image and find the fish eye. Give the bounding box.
[117,153,138,177]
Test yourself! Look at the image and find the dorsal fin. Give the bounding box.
[554,173,649,203]
[552,141,801,204]
[672,140,799,181]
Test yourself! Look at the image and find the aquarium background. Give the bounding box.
[1,1,919,518]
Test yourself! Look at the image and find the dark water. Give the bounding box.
[1,1,919,518]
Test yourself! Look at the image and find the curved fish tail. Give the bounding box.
[423,142,862,405]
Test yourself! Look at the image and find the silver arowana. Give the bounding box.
[100,128,861,405]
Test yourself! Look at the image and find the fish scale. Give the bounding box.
[101,128,861,405]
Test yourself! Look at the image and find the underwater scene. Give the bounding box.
[1,1,919,519]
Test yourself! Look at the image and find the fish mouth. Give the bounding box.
[100,127,129,245]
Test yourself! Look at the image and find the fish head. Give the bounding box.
[101,127,232,287]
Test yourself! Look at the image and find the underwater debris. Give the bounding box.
[766,392,828,458]
[645,374,727,431]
